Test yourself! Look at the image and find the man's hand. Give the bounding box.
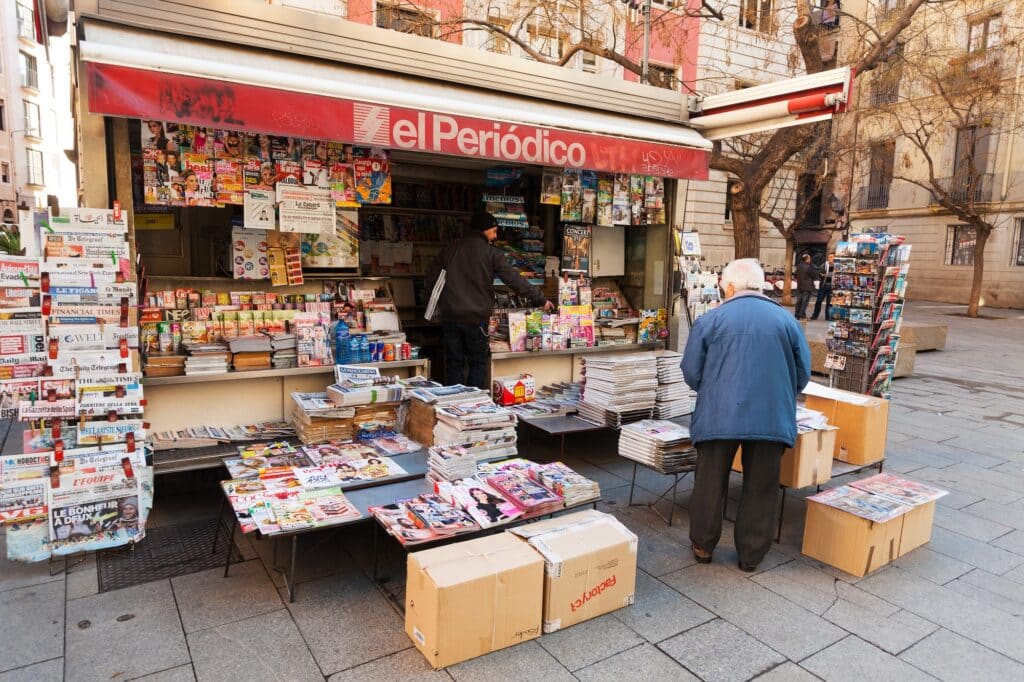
[543,300,556,312]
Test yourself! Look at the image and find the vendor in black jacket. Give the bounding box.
[434,212,553,389]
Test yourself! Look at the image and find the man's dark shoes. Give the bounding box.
[692,545,712,564]
[738,562,758,573]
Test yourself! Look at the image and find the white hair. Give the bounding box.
[721,258,765,292]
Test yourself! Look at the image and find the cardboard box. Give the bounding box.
[802,498,937,577]
[492,373,536,406]
[510,510,637,633]
[405,533,543,669]
[802,498,902,577]
[805,390,889,465]
[730,427,835,489]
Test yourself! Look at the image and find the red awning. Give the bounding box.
[85,61,710,180]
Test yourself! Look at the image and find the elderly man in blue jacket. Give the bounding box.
[683,258,811,572]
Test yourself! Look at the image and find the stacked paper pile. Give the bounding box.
[486,470,563,514]
[577,353,657,426]
[796,407,830,433]
[531,462,600,506]
[228,336,273,353]
[427,444,478,483]
[619,420,697,473]
[184,341,231,376]
[654,351,695,419]
[271,333,297,369]
[291,392,356,444]
[433,398,518,461]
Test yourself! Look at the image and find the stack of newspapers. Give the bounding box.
[577,353,657,426]
[433,398,518,462]
[654,350,696,419]
[619,420,697,473]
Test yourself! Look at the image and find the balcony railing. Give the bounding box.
[929,173,994,205]
[858,184,891,210]
[876,0,907,25]
[869,78,900,106]
[946,50,1003,86]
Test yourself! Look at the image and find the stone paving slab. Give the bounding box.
[899,628,1024,681]
[132,664,197,681]
[0,659,63,682]
[574,643,697,681]
[327,648,449,682]
[446,641,574,682]
[65,581,189,682]
[801,635,934,682]
[171,559,283,634]
[0,580,64,674]
[659,619,786,682]
[612,569,714,642]
[188,609,322,682]
[537,614,645,672]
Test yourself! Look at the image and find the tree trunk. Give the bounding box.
[782,238,794,306]
[730,187,762,259]
[966,227,989,318]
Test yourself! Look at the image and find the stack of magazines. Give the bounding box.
[577,353,657,426]
[531,461,600,506]
[618,420,697,473]
[654,350,695,418]
[796,407,830,433]
[291,392,357,444]
[223,477,362,535]
[433,398,518,461]
[300,442,407,482]
[327,365,404,407]
[427,444,478,482]
[486,470,563,514]
[222,442,312,479]
[370,493,479,545]
[807,473,948,523]
[435,476,525,528]
[271,333,297,369]
[183,341,231,376]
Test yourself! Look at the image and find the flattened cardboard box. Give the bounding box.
[510,510,637,633]
[405,532,543,669]
[733,427,836,488]
[805,391,888,465]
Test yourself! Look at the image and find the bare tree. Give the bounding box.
[850,1,1023,317]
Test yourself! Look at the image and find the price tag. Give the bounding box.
[825,354,847,371]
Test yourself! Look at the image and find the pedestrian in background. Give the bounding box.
[811,253,835,320]
[682,258,811,572]
[794,253,815,319]
[431,212,553,389]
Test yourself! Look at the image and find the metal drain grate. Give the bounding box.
[96,517,242,592]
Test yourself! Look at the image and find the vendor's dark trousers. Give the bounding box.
[811,285,832,320]
[442,323,489,389]
[689,440,784,567]
[794,290,812,319]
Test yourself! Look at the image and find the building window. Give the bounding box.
[0,102,5,131]
[648,64,678,90]
[25,148,44,186]
[16,0,37,42]
[375,4,436,38]
[947,224,976,265]
[527,24,565,60]
[968,13,1001,54]
[860,140,894,209]
[953,124,991,179]
[23,100,40,138]
[482,13,512,55]
[1014,218,1024,267]
[739,0,776,34]
[725,179,737,220]
[0,163,9,184]
[19,52,38,90]
[581,52,597,73]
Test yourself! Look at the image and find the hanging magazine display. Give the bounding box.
[561,225,591,273]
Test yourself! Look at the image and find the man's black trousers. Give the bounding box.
[689,439,784,567]
[442,323,489,389]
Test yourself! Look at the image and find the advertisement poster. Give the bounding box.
[561,224,591,273]
[231,226,270,280]
[540,168,562,205]
[301,209,359,269]
[596,174,614,226]
[581,170,598,224]
[278,186,335,234]
[560,169,582,222]
[243,190,275,230]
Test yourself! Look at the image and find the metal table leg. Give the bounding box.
[210,496,229,555]
[628,461,638,505]
[223,518,236,578]
[281,535,298,603]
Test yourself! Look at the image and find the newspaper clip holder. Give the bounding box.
[42,295,52,317]
[40,272,50,293]
[126,431,136,453]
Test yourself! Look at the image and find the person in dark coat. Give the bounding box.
[794,253,816,319]
[682,258,811,571]
[433,212,553,389]
[811,253,835,320]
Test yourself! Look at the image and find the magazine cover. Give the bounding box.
[561,225,591,273]
[581,170,598,224]
[329,162,358,206]
[49,474,142,555]
[215,158,243,205]
[486,471,562,511]
[294,314,333,366]
[507,311,528,352]
[612,174,631,224]
[808,485,910,523]
[541,168,562,204]
[183,152,215,206]
[597,174,614,226]
[407,493,479,533]
[440,476,523,528]
[560,169,582,222]
[353,147,392,204]
[629,174,645,225]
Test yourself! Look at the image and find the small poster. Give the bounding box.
[215,158,243,205]
[560,169,582,222]
[612,174,630,224]
[561,224,591,273]
[629,175,645,225]
[301,209,359,269]
[329,162,358,206]
[278,186,336,234]
[581,170,598,224]
[540,168,562,205]
[244,190,275,230]
[682,231,702,256]
[353,148,392,204]
[231,226,270,280]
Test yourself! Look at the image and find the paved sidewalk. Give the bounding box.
[2,301,1023,681]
